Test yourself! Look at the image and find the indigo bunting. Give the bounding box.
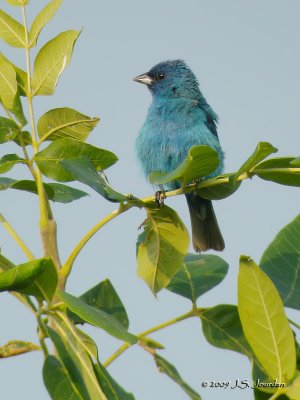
[134,60,225,251]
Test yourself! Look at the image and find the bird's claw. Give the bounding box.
[155,190,166,206]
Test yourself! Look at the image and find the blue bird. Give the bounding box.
[134,60,225,252]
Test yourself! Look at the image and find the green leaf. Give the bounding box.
[154,354,202,400]
[12,91,27,126]
[0,9,26,47]
[29,0,63,47]
[0,340,40,358]
[38,107,100,143]
[32,30,80,96]
[0,257,57,302]
[0,59,18,110]
[0,53,28,95]
[43,356,82,400]
[291,157,300,166]
[238,256,296,383]
[34,138,118,182]
[149,145,219,186]
[253,157,300,187]
[68,279,129,329]
[59,291,137,344]
[0,116,20,143]
[61,157,126,202]
[47,316,108,400]
[166,253,228,303]
[260,214,300,310]
[0,254,15,271]
[137,205,190,294]
[47,183,88,203]
[200,304,254,358]
[233,142,278,184]
[13,130,32,146]
[196,173,241,200]
[0,154,25,174]
[0,177,87,203]
[93,358,135,400]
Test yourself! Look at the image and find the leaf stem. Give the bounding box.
[103,309,196,367]
[0,213,34,260]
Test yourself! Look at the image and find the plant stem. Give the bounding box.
[61,203,133,281]
[288,318,300,330]
[21,5,61,276]
[0,213,34,260]
[62,171,252,282]
[103,309,196,367]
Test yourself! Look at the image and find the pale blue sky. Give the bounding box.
[0,1,299,399]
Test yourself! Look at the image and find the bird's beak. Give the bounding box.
[133,73,154,85]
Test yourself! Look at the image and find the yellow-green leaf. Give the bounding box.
[38,107,99,142]
[238,256,296,383]
[137,205,190,294]
[0,53,28,95]
[0,59,17,110]
[31,30,80,96]
[5,0,29,5]
[0,340,39,358]
[0,9,26,47]
[29,0,63,47]
[286,374,300,400]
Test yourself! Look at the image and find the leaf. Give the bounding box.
[196,173,241,200]
[0,254,15,271]
[32,30,80,96]
[233,142,278,184]
[0,177,87,203]
[68,279,129,329]
[47,183,88,203]
[61,157,126,202]
[59,291,137,344]
[5,0,28,5]
[286,374,300,400]
[260,214,300,310]
[137,205,190,294]
[0,154,25,174]
[47,315,108,400]
[149,145,219,186]
[166,253,228,303]
[0,59,18,110]
[253,157,300,187]
[92,358,135,400]
[0,116,20,143]
[154,354,202,400]
[0,340,40,358]
[29,0,63,47]
[38,107,99,143]
[0,258,58,302]
[0,9,26,47]
[200,304,254,358]
[238,256,296,383]
[138,337,165,350]
[43,355,82,400]
[13,130,32,146]
[0,53,28,95]
[12,91,27,126]
[34,138,118,182]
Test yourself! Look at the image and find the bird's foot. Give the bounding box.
[155,189,166,206]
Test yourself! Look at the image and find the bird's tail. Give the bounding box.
[185,193,225,252]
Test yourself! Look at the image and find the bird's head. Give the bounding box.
[133,60,200,100]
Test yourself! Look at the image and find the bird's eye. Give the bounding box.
[156,73,165,80]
